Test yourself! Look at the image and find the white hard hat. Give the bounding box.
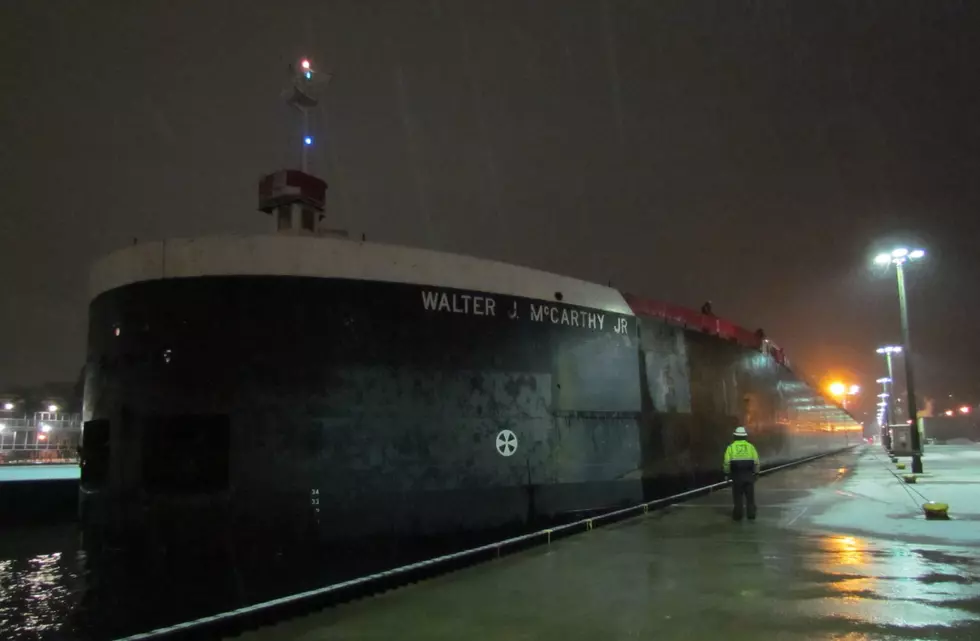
[733,426,748,437]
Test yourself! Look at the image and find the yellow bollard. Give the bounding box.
[922,502,949,520]
[896,462,906,470]
[903,474,917,484]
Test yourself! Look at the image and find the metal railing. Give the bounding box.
[0,412,82,429]
[0,412,81,464]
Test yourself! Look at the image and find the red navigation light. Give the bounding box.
[945,410,954,417]
[959,406,971,414]
[300,59,311,70]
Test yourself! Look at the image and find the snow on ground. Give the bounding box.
[797,445,980,546]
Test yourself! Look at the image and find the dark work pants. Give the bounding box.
[731,477,757,521]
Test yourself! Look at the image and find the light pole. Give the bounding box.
[877,392,890,425]
[875,346,902,428]
[875,377,892,425]
[874,248,925,473]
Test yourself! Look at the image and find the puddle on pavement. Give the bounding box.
[790,534,980,636]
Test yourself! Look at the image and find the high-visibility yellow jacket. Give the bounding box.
[723,439,760,476]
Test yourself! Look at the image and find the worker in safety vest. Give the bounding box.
[723,426,760,521]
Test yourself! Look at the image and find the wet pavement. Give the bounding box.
[235,445,980,641]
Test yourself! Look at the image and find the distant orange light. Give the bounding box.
[37,434,47,441]
[829,382,846,396]
[945,410,954,417]
[960,406,971,414]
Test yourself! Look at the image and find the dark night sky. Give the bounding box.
[2,1,979,416]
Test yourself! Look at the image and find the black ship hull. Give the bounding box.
[81,256,855,545]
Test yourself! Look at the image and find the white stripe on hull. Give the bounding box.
[90,235,634,316]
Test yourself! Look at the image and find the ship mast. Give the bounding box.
[289,57,322,173]
[257,57,345,238]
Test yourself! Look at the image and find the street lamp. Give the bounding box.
[47,404,58,413]
[2,402,12,411]
[829,382,860,409]
[876,377,892,424]
[874,247,926,473]
[875,347,902,443]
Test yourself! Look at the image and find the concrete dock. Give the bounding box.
[0,463,79,482]
[233,445,980,641]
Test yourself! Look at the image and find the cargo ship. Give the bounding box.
[78,60,858,546]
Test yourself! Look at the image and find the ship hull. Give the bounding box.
[82,276,648,541]
[81,257,855,544]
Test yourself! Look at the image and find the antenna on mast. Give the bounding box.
[284,57,332,173]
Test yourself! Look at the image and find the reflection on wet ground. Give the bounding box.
[804,534,980,635]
